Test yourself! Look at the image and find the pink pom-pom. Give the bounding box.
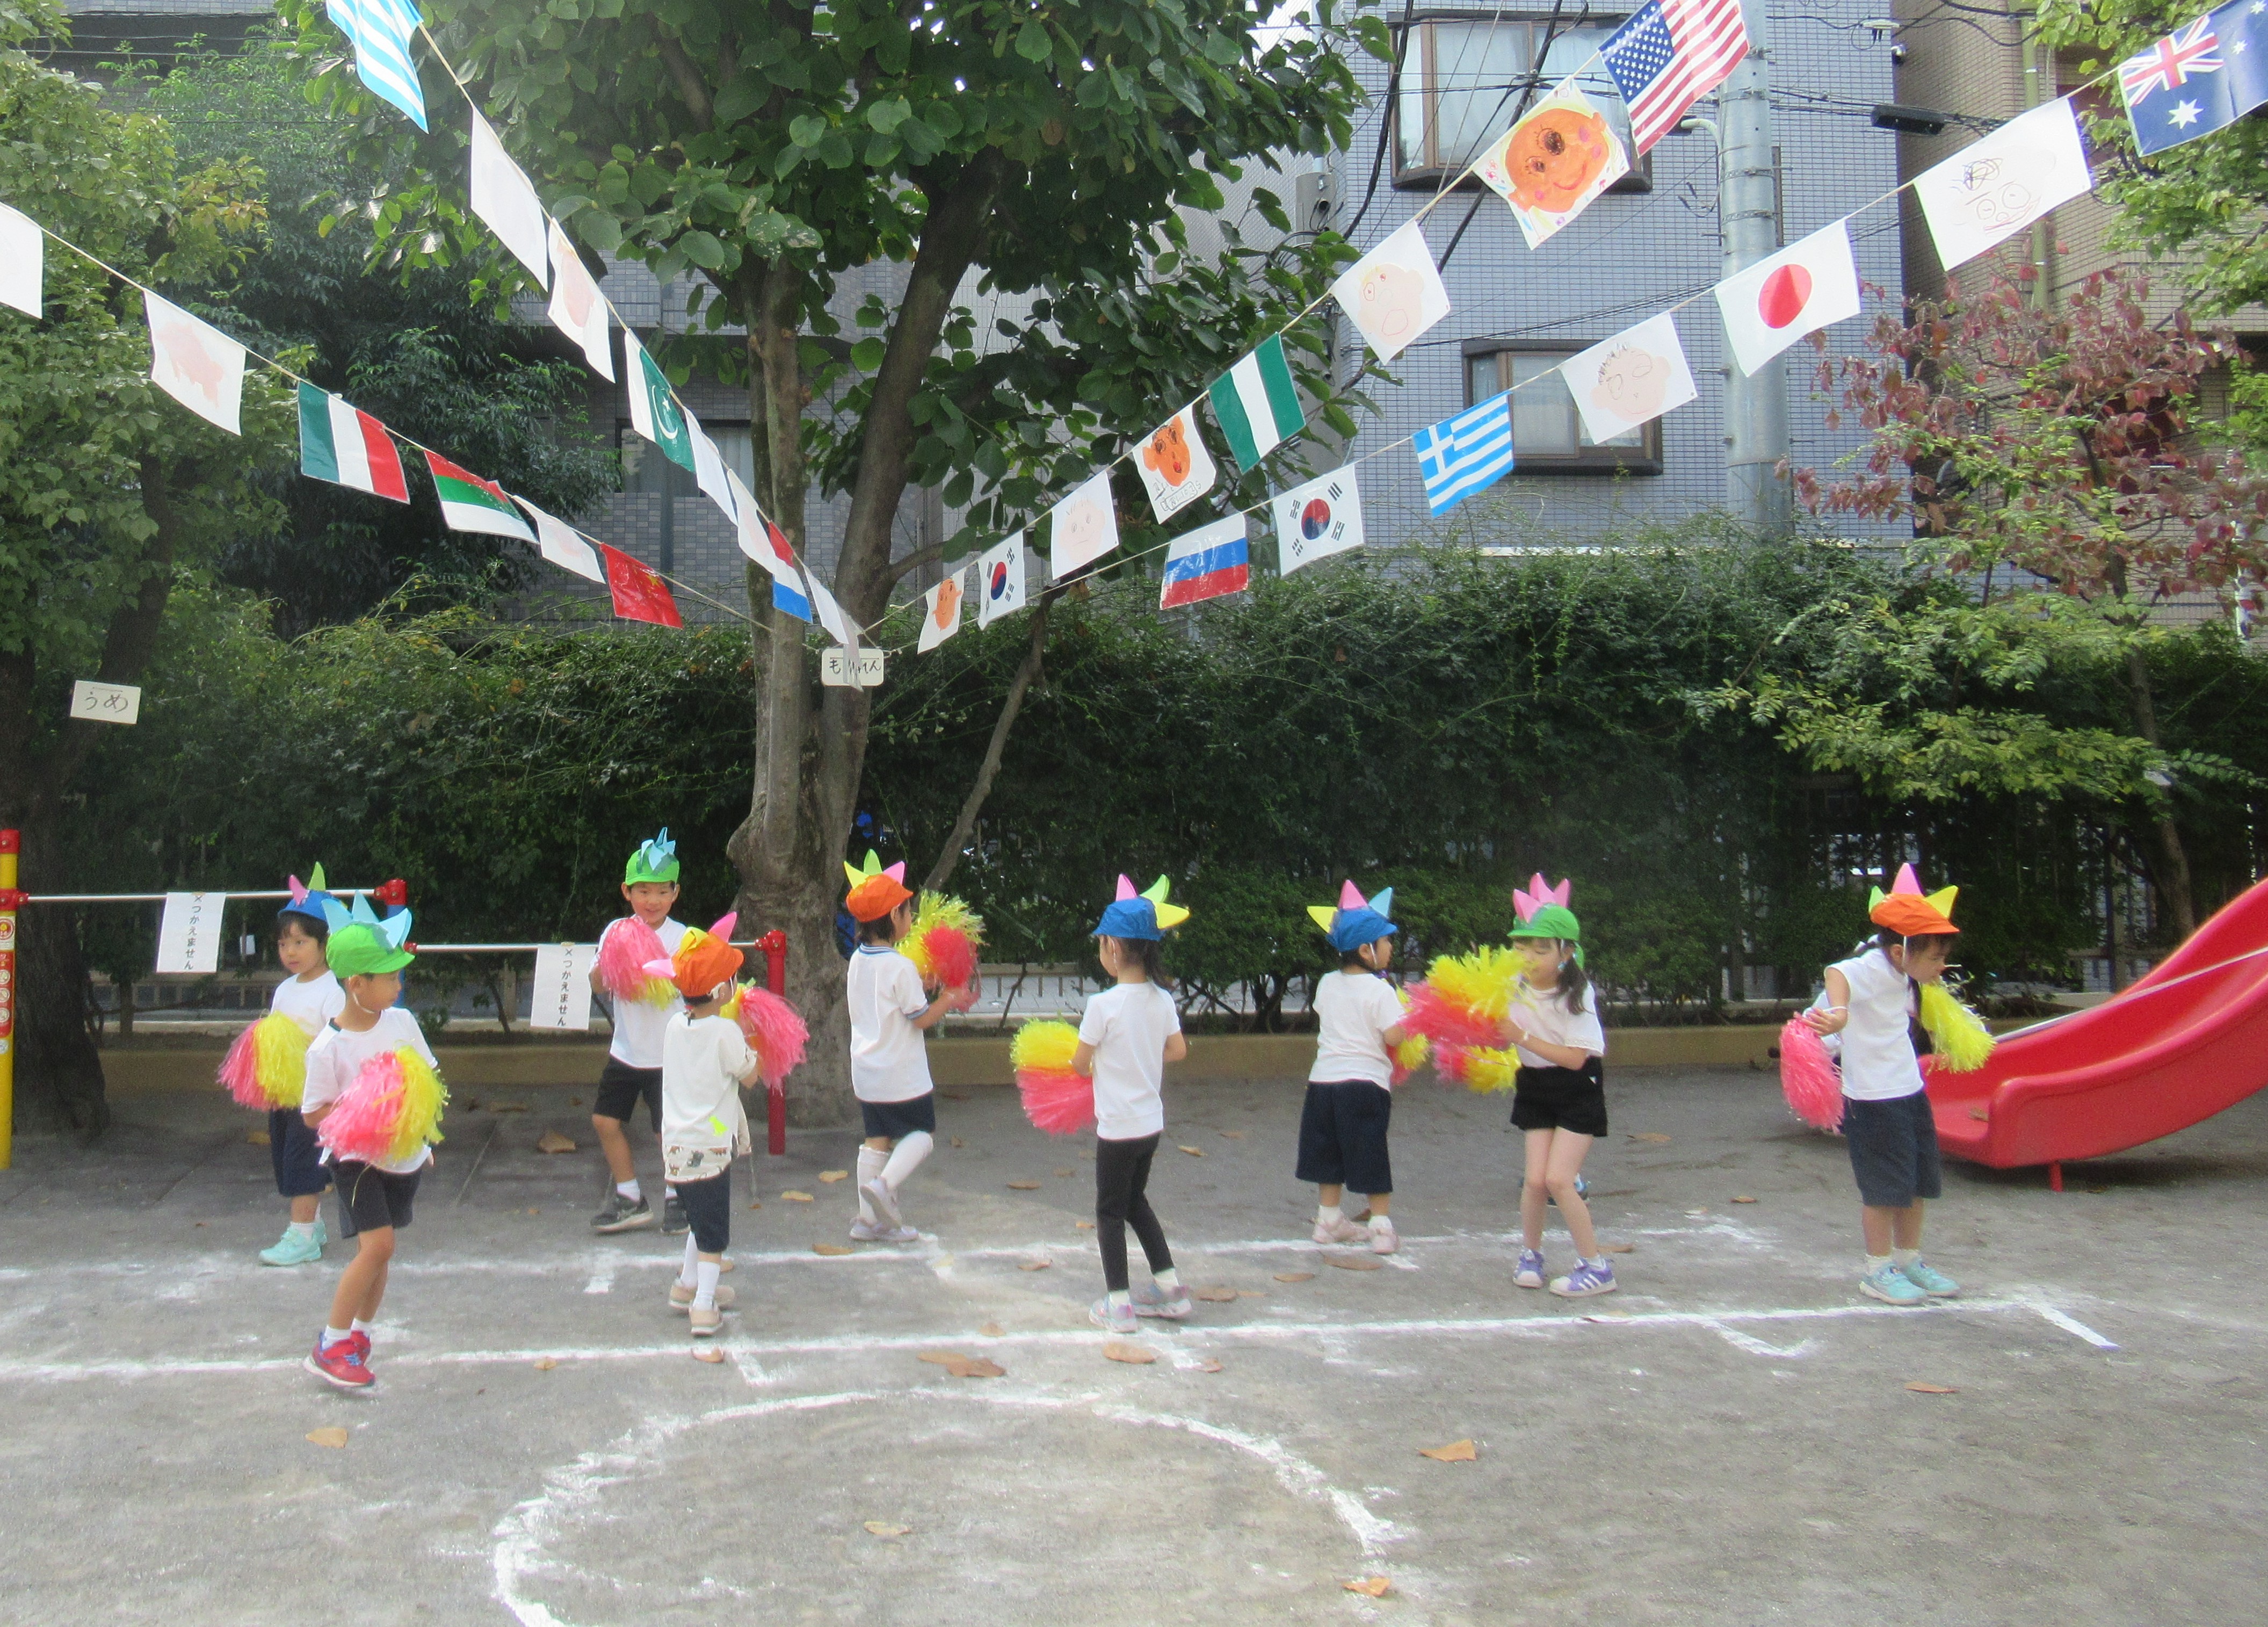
[1402,982,1506,1052]
[319,1052,408,1164]
[919,925,980,992]
[1018,1067,1095,1136]
[597,917,669,1000]
[1779,1016,1844,1131]
[219,1022,267,1109]
[734,987,809,1091]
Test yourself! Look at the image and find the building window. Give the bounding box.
[1466,343,1662,473]
[1395,14,1648,190]
[619,423,757,493]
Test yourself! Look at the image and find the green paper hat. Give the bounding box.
[625,828,681,886]
[320,893,416,976]
[1508,903,1581,944]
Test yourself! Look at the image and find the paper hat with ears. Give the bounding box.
[843,850,915,923]
[278,863,335,926]
[1308,880,1398,953]
[1512,873,1572,924]
[318,892,416,977]
[1095,874,1190,942]
[1868,863,1960,937]
[624,829,682,887]
[642,913,746,999]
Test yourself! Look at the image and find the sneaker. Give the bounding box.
[1368,1221,1399,1256]
[591,1192,653,1233]
[1131,1282,1193,1320]
[849,1218,886,1242]
[1089,1296,1140,1334]
[259,1226,323,1267]
[1899,1258,1960,1298]
[313,1216,330,1251]
[1514,1248,1546,1289]
[1859,1263,1928,1306]
[863,1177,903,1230]
[689,1304,723,1337]
[1311,1213,1366,1245]
[305,1334,374,1390]
[879,1224,920,1243]
[669,1283,736,1313]
[661,1194,689,1236]
[1549,1260,1618,1298]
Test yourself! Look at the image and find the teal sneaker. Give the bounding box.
[1900,1257,1960,1298]
[259,1226,324,1267]
[313,1216,329,1252]
[1859,1262,1927,1306]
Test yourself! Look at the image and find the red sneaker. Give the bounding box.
[305,1334,374,1390]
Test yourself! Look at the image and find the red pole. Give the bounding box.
[0,829,20,1171]
[759,929,788,1155]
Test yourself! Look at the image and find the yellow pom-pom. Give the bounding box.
[1010,1018,1079,1074]
[385,1047,450,1164]
[903,894,984,984]
[255,1011,314,1108]
[1461,1046,1520,1094]
[1918,982,1996,1072]
[1425,946,1524,1028]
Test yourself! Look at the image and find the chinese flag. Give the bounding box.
[599,543,684,628]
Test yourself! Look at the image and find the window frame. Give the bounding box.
[1463,338,1664,475]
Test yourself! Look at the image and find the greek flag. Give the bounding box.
[1412,392,1515,516]
[327,0,428,131]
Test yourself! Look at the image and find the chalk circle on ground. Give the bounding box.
[491,1389,1401,1625]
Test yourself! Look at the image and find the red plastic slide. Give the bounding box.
[1928,874,2268,1179]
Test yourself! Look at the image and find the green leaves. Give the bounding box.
[1015,19,1053,62]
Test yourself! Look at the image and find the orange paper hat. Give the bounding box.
[642,913,745,999]
[843,850,914,922]
[1868,864,1959,936]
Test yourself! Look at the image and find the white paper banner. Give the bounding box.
[156,891,224,975]
[527,944,598,1031]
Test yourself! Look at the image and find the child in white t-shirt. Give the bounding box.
[650,916,759,1337]
[257,871,346,1267]
[589,830,689,1236]
[1299,882,1410,1255]
[1075,876,1192,1335]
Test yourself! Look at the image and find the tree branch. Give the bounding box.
[924,585,1058,894]
[883,543,946,589]
[655,31,715,131]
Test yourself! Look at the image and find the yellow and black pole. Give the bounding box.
[0,829,19,1169]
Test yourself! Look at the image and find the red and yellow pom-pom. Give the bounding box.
[1011,1019,1091,1135]
[1388,1031,1431,1089]
[903,894,984,1011]
[1402,946,1522,1058]
[597,917,677,1006]
[1919,982,1996,1073]
[219,1011,314,1109]
[1778,1016,1844,1131]
[318,1047,448,1165]
[724,984,809,1090]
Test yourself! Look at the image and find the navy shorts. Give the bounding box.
[333,1161,422,1239]
[859,1093,937,1141]
[592,1058,662,1131]
[676,1168,731,1254]
[1842,1090,1943,1207]
[269,1107,330,1198]
[1511,1061,1608,1138]
[1295,1080,1394,1195]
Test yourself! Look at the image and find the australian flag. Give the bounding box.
[2120,1,2268,155]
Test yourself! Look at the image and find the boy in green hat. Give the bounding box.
[588,830,690,1234]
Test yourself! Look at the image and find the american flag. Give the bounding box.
[1600,0,1753,154]
[2119,17,2222,103]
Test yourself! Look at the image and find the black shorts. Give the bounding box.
[269,1107,331,1198]
[333,1161,422,1238]
[1510,1060,1608,1138]
[859,1093,937,1141]
[675,1168,731,1253]
[1295,1080,1394,1195]
[592,1058,662,1131]
[1842,1090,1944,1207]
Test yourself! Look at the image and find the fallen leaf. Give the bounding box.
[490,1101,530,1113]
[942,1090,969,1101]
[1273,1271,1316,1283]
[245,1130,270,1147]
[1968,1105,1990,1121]
[950,1136,965,1148]
[1236,1289,1266,1299]
[305,1427,349,1449]
[1192,1286,1240,1303]
[1347,1208,1372,1223]
[1601,1243,1635,1254]
[1007,1181,1042,1190]
[864,1521,912,1537]
[779,1190,814,1202]
[1178,1145,1204,1157]
[817,1169,849,1183]
[943,1356,1004,1378]
[1018,1260,1052,1272]
[1074,1220,1095,1230]
[1904,1382,1959,1394]
[1628,1132,1672,1144]
[461,1098,480,1111]
[812,1243,852,1256]
[1218,1130,1245,1139]
[918,1350,976,1366]
[1344,1577,1392,1597]
[746,1199,762,1210]
[1419,1438,1478,1462]
[567,1096,582,1107]
[979,1322,1004,1337]
[535,1131,577,1155]
[692,1347,725,1363]
[524,1206,541,1215]
[532,1357,558,1371]
[1583,1312,1631,1322]
[1103,1341,1156,1364]
[1731,1195,1757,1204]
[1198,1358,1224,1372]
[1327,1254,1383,1271]
[1054,1168,1074,1178]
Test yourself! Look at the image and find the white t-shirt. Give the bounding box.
[1509,978,1606,1070]
[1830,949,1925,1101]
[661,1011,757,1151]
[270,970,344,1036]
[302,1007,440,1174]
[1078,981,1182,1141]
[600,916,686,1068]
[1308,971,1405,1087]
[847,945,933,1102]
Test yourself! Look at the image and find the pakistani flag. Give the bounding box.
[1206,334,1306,473]
[622,328,695,473]
[423,450,536,541]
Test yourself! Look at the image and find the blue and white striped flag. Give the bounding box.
[327,0,428,132]
[1412,392,1515,516]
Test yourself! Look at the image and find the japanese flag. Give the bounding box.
[545,218,612,379]
[1711,221,1861,379]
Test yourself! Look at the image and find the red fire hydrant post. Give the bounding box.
[758,929,788,1154]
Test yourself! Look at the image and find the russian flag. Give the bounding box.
[1160,516,1249,610]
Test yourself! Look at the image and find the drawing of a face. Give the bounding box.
[1504,106,1614,215]
[1056,496,1109,558]
[1358,261,1427,345]
[933,574,961,629]
[155,317,226,401]
[1590,344,1669,423]
[557,262,597,328]
[1954,158,2037,228]
[1143,417,1193,487]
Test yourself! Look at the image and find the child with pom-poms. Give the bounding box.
[1296,882,1414,1256]
[220,867,346,1268]
[299,897,443,1391]
[1802,865,1984,1308]
[587,830,691,1238]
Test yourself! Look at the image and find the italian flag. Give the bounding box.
[298,384,408,501]
[1206,334,1306,473]
[423,450,535,541]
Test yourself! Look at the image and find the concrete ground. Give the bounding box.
[2,1065,2264,1626]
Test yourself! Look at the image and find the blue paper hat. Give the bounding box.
[1094,874,1190,942]
[278,863,335,925]
[1308,881,1396,952]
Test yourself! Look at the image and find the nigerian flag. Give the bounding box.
[1206,334,1306,473]
[623,328,695,472]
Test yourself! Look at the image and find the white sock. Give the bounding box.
[350,1317,374,1335]
[1893,1247,1923,1269]
[1370,1214,1395,1233]
[1316,1203,1340,1224]
[615,1178,641,1202]
[880,1130,932,1192]
[1865,1253,1893,1274]
[321,1325,352,1349]
[287,1221,315,1240]
[1107,1289,1132,1313]
[1153,1267,1180,1293]
[856,1147,887,1223]
[678,1234,700,1289]
[694,1259,721,1311]
[664,1185,677,1202]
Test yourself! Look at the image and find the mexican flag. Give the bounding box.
[1206,334,1305,473]
[423,450,535,541]
[622,328,695,472]
[298,384,408,502]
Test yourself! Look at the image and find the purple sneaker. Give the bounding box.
[1549,1260,1617,1298]
[1514,1248,1546,1289]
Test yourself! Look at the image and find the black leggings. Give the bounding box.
[1095,1132,1173,1292]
